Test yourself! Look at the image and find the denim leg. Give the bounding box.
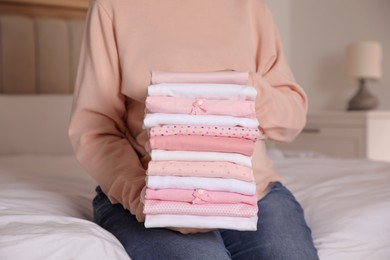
[92,186,230,260]
[219,182,319,260]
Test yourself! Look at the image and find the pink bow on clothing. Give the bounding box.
[190,99,208,115]
[192,189,211,204]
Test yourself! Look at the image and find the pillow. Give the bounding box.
[0,94,74,155]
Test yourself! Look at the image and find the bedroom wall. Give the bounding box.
[266,0,292,62]
[291,0,390,111]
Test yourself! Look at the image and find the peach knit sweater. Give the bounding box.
[68,0,308,222]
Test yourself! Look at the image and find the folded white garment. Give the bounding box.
[146,176,257,195]
[144,214,258,231]
[143,113,259,129]
[150,150,252,167]
[148,83,257,101]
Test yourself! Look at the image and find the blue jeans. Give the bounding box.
[93,181,319,260]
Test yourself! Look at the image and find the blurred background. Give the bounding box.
[268,0,389,111]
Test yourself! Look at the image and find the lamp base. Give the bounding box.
[347,79,379,111]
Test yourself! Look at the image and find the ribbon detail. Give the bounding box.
[190,99,208,115]
[192,189,211,204]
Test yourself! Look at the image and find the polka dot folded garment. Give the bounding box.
[142,71,264,231]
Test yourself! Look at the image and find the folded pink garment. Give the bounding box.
[145,188,257,206]
[151,70,248,85]
[147,161,254,182]
[143,199,258,217]
[149,135,255,156]
[150,125,264,142]
[145,96,256,118]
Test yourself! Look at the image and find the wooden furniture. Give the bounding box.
[0,0,88,19]
[273,111,390,162]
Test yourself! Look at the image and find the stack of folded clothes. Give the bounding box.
[142,71,264,231]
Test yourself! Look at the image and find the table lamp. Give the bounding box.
[346,41,382,111]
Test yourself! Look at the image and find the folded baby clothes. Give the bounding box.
[150,150,252,167]
[144,214,258,231]
[148,135,254,156]
[149,125,264,142]
[146,176,257,195]
[143,199,258,217]
[143,70,259,231]
[148,83,257,101]
[151,70,249,85]
[147,161,254,182]
[143,113,259,129]
[145,188,257,205]
[146,96,256,117]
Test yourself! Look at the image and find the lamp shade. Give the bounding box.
[346,41,382,80]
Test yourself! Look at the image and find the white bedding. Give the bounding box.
[1,152,390,260]
[271,150,390,260]
[0,155,130,260]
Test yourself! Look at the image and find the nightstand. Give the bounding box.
[272,111,390,162]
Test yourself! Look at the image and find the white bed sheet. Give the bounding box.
[1,152,390,260]
[270,150,390,260]
[0,155,130,260]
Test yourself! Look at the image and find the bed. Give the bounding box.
[1,1,390,260]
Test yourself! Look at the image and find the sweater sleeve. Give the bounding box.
[248,4,308,143]
[68,0,145,222]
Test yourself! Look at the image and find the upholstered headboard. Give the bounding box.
[0,0,88,94]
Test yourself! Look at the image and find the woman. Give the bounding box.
[68,0,319,259]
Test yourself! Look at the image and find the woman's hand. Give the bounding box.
[167,227,214,234]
